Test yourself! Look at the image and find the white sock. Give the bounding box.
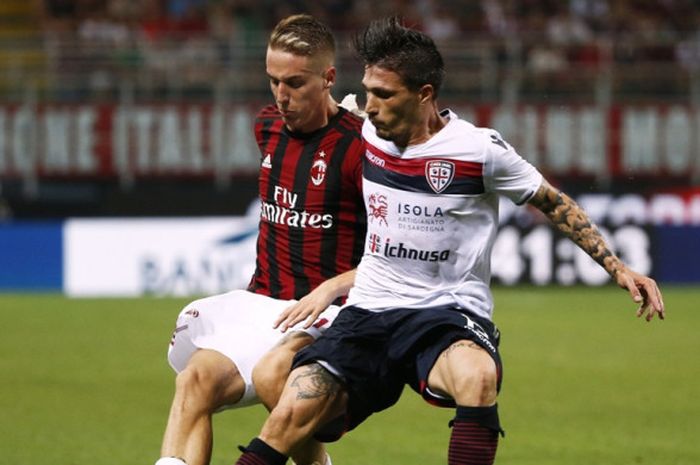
[155,458,187,465]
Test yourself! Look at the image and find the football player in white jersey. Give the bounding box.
[234,17,665,465]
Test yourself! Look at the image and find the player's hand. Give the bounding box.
[274,285,336,332]
[614,266,665,321]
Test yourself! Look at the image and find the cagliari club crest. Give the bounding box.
[425,160,455,193]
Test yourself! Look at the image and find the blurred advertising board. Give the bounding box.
[492,191,700,285]
[0,191,698,294]
[63,209,259,297]
[1,103,698,183]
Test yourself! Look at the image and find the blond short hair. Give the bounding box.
[268,14,335,63]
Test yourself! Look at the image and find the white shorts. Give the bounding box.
[167,289,340,409]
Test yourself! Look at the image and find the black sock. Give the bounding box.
[448,405,503,465]
[236,438,287,465]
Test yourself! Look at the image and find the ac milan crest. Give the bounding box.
[425,160,455,194]
[310,159,327,186]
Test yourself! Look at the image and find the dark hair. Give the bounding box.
[269,14,335,60]
[353,17,445,98]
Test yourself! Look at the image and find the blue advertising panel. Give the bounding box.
[0,211,698,296]
[652,226,700,283]
[0,221,63,290]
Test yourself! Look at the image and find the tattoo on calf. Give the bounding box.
[290,363,340,400]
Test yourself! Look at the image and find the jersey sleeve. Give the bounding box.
[254,105,279,161]
[482,129,543,205]
[352,139,364,194]
[341,112,366,195]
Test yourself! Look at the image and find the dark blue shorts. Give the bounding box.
[292,304,502,440]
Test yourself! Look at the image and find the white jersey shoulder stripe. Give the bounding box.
[363,142,485,195]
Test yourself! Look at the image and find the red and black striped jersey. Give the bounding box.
[247,105,367,302]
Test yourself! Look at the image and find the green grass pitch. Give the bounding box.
[1,286,698,465]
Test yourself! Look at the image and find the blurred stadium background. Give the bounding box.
[1,0,699,294]
[1,1,699,464]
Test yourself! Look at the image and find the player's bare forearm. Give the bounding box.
[298,269,356,308]
[321,268,357,297]
[529,179,665,320]
[528,180,623,279]
[274,269,357,331]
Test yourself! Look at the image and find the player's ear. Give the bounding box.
[418,84,434,104]
[323,67,336,89]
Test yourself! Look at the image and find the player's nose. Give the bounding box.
[364,96,378,117]
[275,83,291,103]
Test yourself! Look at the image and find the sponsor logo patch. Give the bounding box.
[367,233,450,262]
[366,150,385,167]
[368,193,389,226]
[368,233,382,253]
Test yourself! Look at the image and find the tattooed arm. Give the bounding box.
[528,179,665,321]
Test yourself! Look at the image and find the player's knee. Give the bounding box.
[174,364,229,411]
[174,367,209,401]
[454,363,498,406]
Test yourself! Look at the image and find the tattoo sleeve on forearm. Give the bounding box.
[290,363,341,400]
[529,183,624,279]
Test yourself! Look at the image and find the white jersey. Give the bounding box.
[345,109,543,320]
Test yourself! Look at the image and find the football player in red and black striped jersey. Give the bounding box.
[157,15,365,465]
[248,93,365,301]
